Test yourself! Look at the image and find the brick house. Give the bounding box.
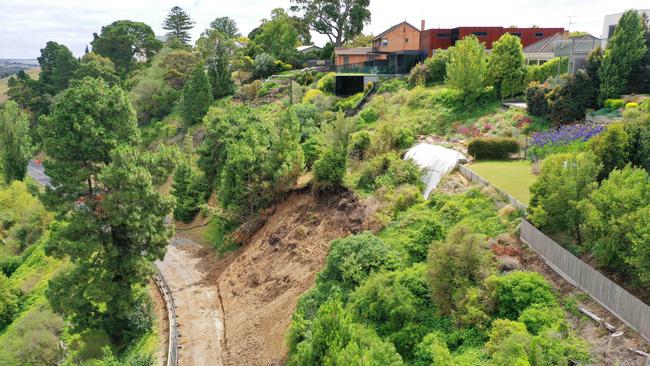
[335,21,424,74]
[419,24,565,56]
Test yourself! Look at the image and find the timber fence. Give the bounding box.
[154,266,179,366]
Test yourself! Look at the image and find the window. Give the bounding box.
[436,33,450,38]
[381,38,388,47]
[608,25,616,38]
[405,38,409,43]
[512,32,522,37]
[535,32,544,38]
[343,55,349,65]
[473,31,488,36]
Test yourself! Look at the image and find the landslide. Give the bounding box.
[199,189,379,365]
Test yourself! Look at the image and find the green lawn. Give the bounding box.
[468,160,537,205]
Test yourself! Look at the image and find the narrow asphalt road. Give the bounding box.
[27,160,52,187]
[156,236,224,366]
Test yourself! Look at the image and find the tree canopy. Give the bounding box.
[446,35,487,102]
[599,10,647,102]
[37,41,79,95]
[163,6,195,45]
[249,8,300,62]
[487,33,525,99]
[290,0,371,47]
[0,101,33,184]
[91,20,163,76]
[41,77,140,196]
[209,16,240,38]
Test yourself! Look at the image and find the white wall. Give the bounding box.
[601,9,650,48]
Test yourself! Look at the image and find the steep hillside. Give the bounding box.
[206,190,378,365]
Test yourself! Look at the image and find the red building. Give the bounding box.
[419,24,565,56]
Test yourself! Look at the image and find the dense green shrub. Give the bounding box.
[0,181,50,252]
[526,57,567,83]
[287,299,403,366]
[313,148,347,190]
[295,69,319,86]
[427,225,493,315]
[317,72,336,93]
[356,153,422,191]
[0,272,20,330]
[517,303,565,335]
[485,271,556,319]
[377,78,408,93]
[525,82,550,117]
[335,93,363,112]
[546,71,597,125]
[389,185,424,218]
[0,307,65,365]
[467,137,520,160]
[359,107,379,124]
[180,62,213,125]
[293,102,323,141]
[408,63,428,87]
[604,98,626,109]
[581,166,650,273]
[589,122,629,180]
[171,162,211,222]
[253,53,277,79]
[529,151,600,241]
[424,51,449,84]
[318,232,402,290]
[413,332,453,366]
[349,131,371,160]
[380,208,444,263]
[301,136,322,169]
[257,81,278,97]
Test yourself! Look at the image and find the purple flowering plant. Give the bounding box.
[528,124,606,160]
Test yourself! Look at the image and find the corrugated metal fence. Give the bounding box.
[457,164,528,211]
[458,163,650,342]
[520,220,650,342]
[154,267,179,366]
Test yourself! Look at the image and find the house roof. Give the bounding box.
[373,21,420,40]
[523,32,599,54]
[334,47,372,55]
[297,45,321,52]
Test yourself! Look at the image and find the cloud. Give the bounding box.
[0,0,647,58]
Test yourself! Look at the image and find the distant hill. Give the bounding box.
[0,67,40,103]
[0,59,39,79]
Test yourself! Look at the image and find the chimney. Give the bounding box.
[421,19,426,31]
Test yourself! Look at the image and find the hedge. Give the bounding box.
[604,99,625,109]
[467,137,520,160]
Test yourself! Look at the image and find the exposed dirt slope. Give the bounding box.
[204,191,377,365]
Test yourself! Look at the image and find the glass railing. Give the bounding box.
[335,64,415,75]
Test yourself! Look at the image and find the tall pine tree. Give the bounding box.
[599,10,647,103]
[163,6,195,45]
[0,101,32,184]
[629,13,650,94]
[207,36,235,99]
[42,78,177,344]
[180,62,213,125]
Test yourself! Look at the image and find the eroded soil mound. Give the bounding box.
[205,190,377,366]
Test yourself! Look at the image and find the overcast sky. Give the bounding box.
[1,0,648,59]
